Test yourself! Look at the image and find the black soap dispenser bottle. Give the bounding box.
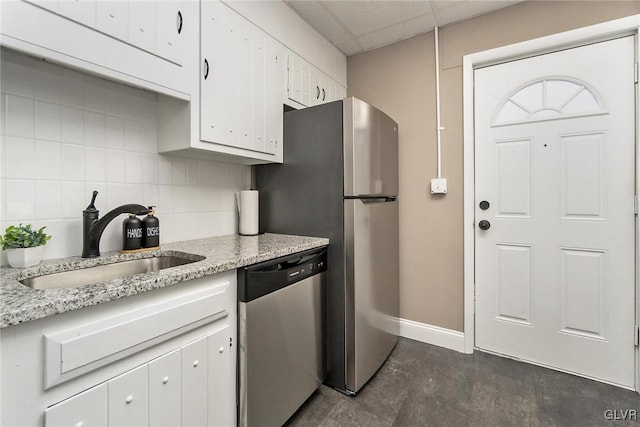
[142,206,160,248]
[123,214,143,250]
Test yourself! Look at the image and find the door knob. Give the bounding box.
[479,200,490,210]
[478,220,491,230]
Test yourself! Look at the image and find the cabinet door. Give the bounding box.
[309,66,321,106]
[58,0,96,28]
[235,15,253,151]
[128,0,156,53]
[301,59,310,106]
[287,53,302,104]
[208,326,234,427]
[45,383,107,427]
[96,1,129,41]
[156,1,186,64]
[108,364,149,427]
[25,0,59,13]
[200,1,237,147]
[182,337,208,426]
[329,77,338,102]
[148,350,181,427]
[252,28,267,153]
[264,38,283,155]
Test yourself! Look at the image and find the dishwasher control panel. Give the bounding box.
[287,257,326,283]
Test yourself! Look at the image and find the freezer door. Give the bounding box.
[343,98,399,197]
[345,197,399,392]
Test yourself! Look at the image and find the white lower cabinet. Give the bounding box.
[44,327,232,427]
[108,365,149,427]
[182,336,209,426]
[148,350,182,427]
[45,383,108,427]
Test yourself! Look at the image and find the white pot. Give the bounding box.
[6,246,44,268]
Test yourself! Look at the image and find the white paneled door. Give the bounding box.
[474,36,635,387]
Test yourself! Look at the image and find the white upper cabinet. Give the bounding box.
[196,0,284,161]
[2,0,196,98]
[288,52,345,108]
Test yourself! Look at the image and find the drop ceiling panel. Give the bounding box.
[285,0,524,56]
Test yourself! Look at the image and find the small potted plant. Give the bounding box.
[0,224,52,268]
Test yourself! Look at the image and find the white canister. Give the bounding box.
[237,190,259,235]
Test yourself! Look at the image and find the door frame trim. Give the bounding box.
[462,14,640,389]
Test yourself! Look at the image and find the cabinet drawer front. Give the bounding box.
[44,280,230,388]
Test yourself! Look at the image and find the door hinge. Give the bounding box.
[229,337,233,348]
[635,195,638,215]
[635,326,639,346]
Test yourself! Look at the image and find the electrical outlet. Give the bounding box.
[431,178,447,194]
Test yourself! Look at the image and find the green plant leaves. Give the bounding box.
[0,224,52,250]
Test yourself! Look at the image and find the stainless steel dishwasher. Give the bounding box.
[237,247,327,427]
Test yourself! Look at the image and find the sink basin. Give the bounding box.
[20,256,200,290]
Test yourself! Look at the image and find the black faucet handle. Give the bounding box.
[84,191,99,213]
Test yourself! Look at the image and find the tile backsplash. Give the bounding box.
[0,49,250,264]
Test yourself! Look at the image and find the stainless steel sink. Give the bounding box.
[21,256,200,290]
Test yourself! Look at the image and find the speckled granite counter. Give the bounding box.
[0,233,328,328]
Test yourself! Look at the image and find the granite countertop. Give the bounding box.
[0,233,329,328]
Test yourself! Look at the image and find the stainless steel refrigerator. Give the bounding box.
[255,97,399,394]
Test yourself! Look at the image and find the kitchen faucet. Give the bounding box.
[82,191,150,258]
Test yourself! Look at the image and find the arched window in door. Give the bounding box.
[492,77,607,126]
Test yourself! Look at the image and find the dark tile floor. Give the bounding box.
[286,338,640,427]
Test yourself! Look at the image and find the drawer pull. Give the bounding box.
[193,360,199,367]
[219,346,224,354]
[162,376,169,384]
[125,395,134,404]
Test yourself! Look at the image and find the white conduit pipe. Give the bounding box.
[435,26,443,179]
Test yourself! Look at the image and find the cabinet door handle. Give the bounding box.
[322,88,326,101]
[177,11,183,34]
[316,86,320,99]
[203,59,209,80]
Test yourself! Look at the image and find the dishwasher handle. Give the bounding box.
[238,248,327,303]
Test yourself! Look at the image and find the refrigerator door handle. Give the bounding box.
[346,195,398,204]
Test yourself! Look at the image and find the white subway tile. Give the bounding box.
[172,158,186,186]
[35,101,61,141]
[105,116,125,149]
[84,75,107,113]
[1,50,35,98]
[212,211,237,236]
[196,212,215,238]
[61,181,86,218]
[36,181,62,219]
[5,137,35,179]
[85,111,106,147]
[85,147,106,182]
[35,141,61,180]
[158,155,173,185]
[142,153,158,184]
[142,123,158,153]
[158,185,173,214]
[106,183,127,210]
[199,160,214,187]
[125,151,143,184]
[60,106,84,144]
[61,218,83,257]
[186,186,201,213]
[5,94,35,138]
[61,144,85,181]
[173,185,186,213]
[187,159,199,186]
[106,149,125,183]
[125,120,143,152]
[55,66,85,108]
[160,213,176,243]
[213,187,236,212]
[100,219,122,253]
[6,180,35,220]
[142,184,159,208]
[33,60,62,103]
[125,184,144,204]
[37,219,66,259]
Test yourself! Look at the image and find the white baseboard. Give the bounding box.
[398,318,466,353]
